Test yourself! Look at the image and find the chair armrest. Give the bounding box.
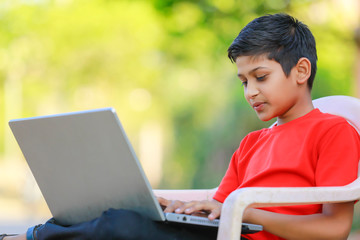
[218,178,360,240]
[153,188,217,202]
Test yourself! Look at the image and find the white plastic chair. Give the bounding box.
[154,95,360,240]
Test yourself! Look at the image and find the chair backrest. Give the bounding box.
[313,95,360,177]
[313,95,360,134]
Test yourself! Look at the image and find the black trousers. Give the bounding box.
[35,209,248,240]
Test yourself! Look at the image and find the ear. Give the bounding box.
[295,57,311,85]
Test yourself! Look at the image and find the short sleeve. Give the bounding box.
[315,122,360,187]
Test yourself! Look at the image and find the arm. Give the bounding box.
[244,202,354,240]
[159,195,353,239]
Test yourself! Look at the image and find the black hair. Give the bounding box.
[228,13,317,90]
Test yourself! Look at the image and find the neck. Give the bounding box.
[277,92,314,125]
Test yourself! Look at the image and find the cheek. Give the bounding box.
[261,81,285,100]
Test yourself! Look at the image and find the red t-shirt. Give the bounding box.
[213,109,360,240]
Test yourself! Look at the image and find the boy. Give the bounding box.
[159,13,360,239]
[3,13,360,240]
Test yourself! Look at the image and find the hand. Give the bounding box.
[174,199,222,221]
[157,197,222,221]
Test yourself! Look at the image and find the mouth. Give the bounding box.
[252,102,265,111]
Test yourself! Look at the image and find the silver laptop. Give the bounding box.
[9,108,262,234]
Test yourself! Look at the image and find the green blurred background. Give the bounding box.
[1,0,360,235]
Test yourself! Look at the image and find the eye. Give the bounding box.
[238,75,248,87]
[256,75,267,81]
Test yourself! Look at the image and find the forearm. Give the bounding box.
[244,202,354,240]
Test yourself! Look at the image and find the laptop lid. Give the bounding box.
[9,108,263,234]
[9,108,165,225]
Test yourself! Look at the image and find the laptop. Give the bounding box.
[9,108,262,234]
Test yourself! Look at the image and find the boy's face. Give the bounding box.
[235,55,305,123]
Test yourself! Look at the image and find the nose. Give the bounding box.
[245,81,260,99]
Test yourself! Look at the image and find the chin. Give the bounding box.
[256,113,275,122]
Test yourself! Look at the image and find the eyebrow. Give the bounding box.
[237,66,269,77]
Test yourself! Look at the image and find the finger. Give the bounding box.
[173,200,208,215]
[157,197,171,211]
[183,201,221,218]
[156,197,170,207]
[164,200,186,213]
[208,208,221,220]
[182,201,210,214]
[174,201,199,214]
